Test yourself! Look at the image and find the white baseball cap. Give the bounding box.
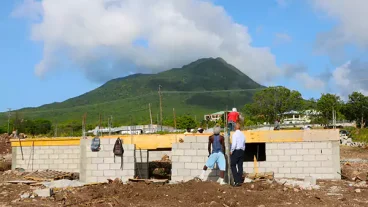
[232,108,237,112]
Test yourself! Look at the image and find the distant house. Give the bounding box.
[282,110,320,124]
[204,111,231,122]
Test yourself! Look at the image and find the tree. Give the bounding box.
[245,86,303,123]
[316,93,342,126]
[343,92,368,128]
[176,115,196,130]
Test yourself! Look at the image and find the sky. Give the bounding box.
[1,0,368,112]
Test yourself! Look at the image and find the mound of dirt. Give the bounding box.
[0,134,11,155]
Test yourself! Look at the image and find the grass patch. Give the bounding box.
[349,128,368,143]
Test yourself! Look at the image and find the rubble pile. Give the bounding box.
[340,134,366,147]
[276,178,320,190]
[0,133,11,155]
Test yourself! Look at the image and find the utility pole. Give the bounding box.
[7,108,11,135]
[158,85,163,131]
[149,103,153,126]
[99,113,102,136]
[54,122,58,137]
[82,113,87,139]
[109,115,113,136]
[224,105,232,184]
[173,108,177,130]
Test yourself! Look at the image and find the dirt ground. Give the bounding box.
[0,146,368,207]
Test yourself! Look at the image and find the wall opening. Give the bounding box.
[244,143,266,162]
[148,149,172,180]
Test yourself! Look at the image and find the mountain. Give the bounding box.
[1,57,264,125]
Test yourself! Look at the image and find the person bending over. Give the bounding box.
[199,126,226,185]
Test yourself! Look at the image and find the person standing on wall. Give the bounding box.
[227,108,239,136]
[230,122,246,187]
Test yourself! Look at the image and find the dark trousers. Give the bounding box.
[231,149,244,184]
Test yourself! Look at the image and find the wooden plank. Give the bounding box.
[6,180,38,184]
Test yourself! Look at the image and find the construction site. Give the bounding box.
[0,129,367,207]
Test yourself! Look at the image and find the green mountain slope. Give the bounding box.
[1,57,264,125]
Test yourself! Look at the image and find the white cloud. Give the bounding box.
[331,60,368,98]
[312,1,368,58]
[11,0,43,20]
[13,0,280,83]
[274,33,292,45]
[282,63,325,90]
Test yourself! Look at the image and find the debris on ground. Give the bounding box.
[0,134,11,155]
[276,178,320,190]
[340,134,366,147]
[41,179,85,189]
[33,188,52,198]
[24,170,79,181]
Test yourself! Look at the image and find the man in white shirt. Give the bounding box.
[230,123,246,187]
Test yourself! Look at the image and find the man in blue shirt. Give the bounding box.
[230,123,246,187]
[199,126,226,185]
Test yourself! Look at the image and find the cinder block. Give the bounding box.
[171,156,179,162]
[64,149,73,154]
[73,149,80,154]
[104,170,116,177]
[171,169,178,176]
[100,139,109,145]
[309,161,321,167]
[289,143,302,149]
[124,151,134,157]
[104,158,115,164]
[68,154,79,159]
[303,155,315,161]
[266,150,272,155]
[291,168,303,173]
[31,160,45,164]
[197,150,209,156]
[58,164,68,169]
[265,167,278,173]
[303,143,315,149]
[315,155,328,161]
[178,143,191,149]
[178,169,191,176]
[303,168,315,173]
[316,168,332,173]
[92,158,104,164]
[123,162,135,170]
[92,171,103,176]
[179,156,192,162]
[39,154,49,159]
[172,163,184,169]
[309,149,322,155]
[266,143,278,149]
[267,156,278,162]
[59,154,68,159]
[278,143,290,149]
[317,142,328,149]
[279,168,291,174]
[296,162,308,167]
[185,163,198,169]
[54,159,63,164]
[279,156,290,161]
[44,160,53,164]
[68,164,78,169]
[37,150,45,154]
[172,143,179,149]
[274,173,285,178]
[98,164,110,170]
[64,159,74,164]
[271,150,284,156]
[296,149,309,155]
[184,150,197,156]
[191,143,205,150]
[196,137,208,143]
[45,149,53,154]
[86,177,98,183]
[97,177,108,183]
[192,156,205,163]
[86,151,98,158]
[172,150,184,156]
[322,149,332,155]
[321,161,332,167]
[184,136,197,143]
[39,164,49,169]
[285,149,297,155]
[291,156,303,161]
[73,159,80,164]
[283,162,297,167]
[171,176,184,182]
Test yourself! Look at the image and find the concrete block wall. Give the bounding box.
[171,136,341,182]
[171,136,222,182]
[12,146,80,172]
[135,149,149,179]
[242,141,341,180]
[79,138,135,183]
